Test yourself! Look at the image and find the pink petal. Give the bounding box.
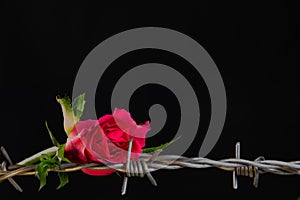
[81,168,116,176]
[81,125,112,163]
[131,121,151,140]
[64,136,88,163]
[106,129,124,141]
[98,114,114,126]
[72,120,98,134]
[113,108,136,130]
[113,108,151,138]
[132,139,143,153]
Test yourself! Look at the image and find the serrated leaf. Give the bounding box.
[57,172,69,189]
[72,93,85,122]
[142,136,181,153]
[36,154,60,190]
[45,121,60,147]
[35,148,71,191]
[36,162,49,191]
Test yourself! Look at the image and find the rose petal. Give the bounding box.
[130,121,151,143]
[113,108,136,131]
[81,168,116,176]
[132,139,143,154]
[65,109,151,178]
[80,124,112,163]
[65,136,88,163]
[98,115,115,127]
[71,120,98,136]
[106,129,124,141]
[113,108,151,139]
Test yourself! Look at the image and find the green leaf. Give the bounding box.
[35,148,71,190]
[57,172,69,189]
[36,154,58,190]
[72,93,86,122]
[58,144,71,163]
[40,154,52,161]
[57,144,65,159]
[45,121,60,147]
[142,136,181,153]
[36,162,50,191]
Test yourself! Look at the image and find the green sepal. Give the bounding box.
[56,94,86,135]
[56,95,76,135]
[45,121,60,147]
[73,93,86,122]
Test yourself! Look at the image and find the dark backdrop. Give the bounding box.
[1,2,300,199]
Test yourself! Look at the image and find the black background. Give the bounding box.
[1,2,300,199]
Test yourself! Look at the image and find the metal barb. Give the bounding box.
[0,147,23,192]
[121,138,158,195]
[149,149,163,162]
[121,138,133,195]
[125,138,133,177]
[1,147,13,165]
[121,176,128,195]
[232,142,240,189]
[141,160,157,186]
[232,142,261,189]
[253,156,264,188]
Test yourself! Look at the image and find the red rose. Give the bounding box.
[64,108,150,176]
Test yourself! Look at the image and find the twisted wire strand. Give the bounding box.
[1,142,300,194]
[1,155,300,178]
[2,155,300,177]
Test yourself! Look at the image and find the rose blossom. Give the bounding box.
[64,108,150,176]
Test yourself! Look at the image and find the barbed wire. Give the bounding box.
[1,142,300,194]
